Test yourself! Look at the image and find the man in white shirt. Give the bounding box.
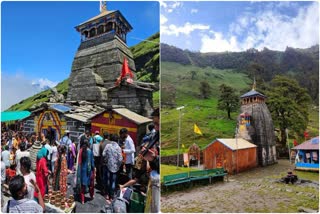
[119,128,135,179]
[20,157,36,200]
[15,142,30,175]
[1,145,10,168]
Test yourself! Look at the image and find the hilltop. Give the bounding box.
[161,44,319,103]
[7,32,160,111]
[161,44,319,156]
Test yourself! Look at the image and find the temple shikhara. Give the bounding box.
[238,79,277,166]
[67,1,153,116]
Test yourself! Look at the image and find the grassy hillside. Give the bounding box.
[161,62,252,156]
[6,33,160,111]
[130,32,159,82]
[7,79,69,111]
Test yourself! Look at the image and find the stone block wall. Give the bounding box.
[67,35,136,103]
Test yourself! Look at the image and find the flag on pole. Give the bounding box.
[194,124,202,135]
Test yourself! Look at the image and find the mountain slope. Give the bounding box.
[161,62,251,156]
[6,33,160,111]
[161,44,319,103]
[131,32,160,82]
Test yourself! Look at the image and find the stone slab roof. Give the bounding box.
[205,138,257,151]
[64,104,105,123]
[240,89,266,98]
[292,137,319,151]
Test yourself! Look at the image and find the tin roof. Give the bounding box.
[205,138,257,151]
[113,108,152,125]
[292,137,319,151]
[240,89,266,98]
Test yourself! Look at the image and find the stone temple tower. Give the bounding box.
[67,2,136,105]
[238,80,277,166]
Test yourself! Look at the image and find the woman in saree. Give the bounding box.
[75,140,95,204]
[34,146,50,202]
[52,145,68,197]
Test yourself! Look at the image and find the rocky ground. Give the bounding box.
[161,160,319,213]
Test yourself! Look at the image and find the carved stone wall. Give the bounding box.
[67,35,136,103]
[240,103,277,166]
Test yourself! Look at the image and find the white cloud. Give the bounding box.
[162,22,210,36]
[160,14,168,25]
[1,73,58,111]
[201,2,319,52]
[200,32,240,52]
[191,9,198,14]
[159,1,167,9]
[160,1,182,13]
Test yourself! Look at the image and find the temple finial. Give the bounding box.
[252,76,256,91]
[100,1,107,13]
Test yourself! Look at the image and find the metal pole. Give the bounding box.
[176,106,184,169]
[177,110,181,168]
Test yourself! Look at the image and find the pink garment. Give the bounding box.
[34,157,49,199]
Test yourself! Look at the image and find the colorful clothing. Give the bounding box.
[34,150,49,199]
[67,143,76,171]
[102,142,123,173]
[75,148,95,202]
[53,154,68,196]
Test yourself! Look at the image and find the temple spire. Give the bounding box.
[252,76,256,91]
[100,1,107,13]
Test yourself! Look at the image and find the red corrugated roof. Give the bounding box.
[292,137,319,150]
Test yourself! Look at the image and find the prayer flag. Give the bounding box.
[194,124,203,135]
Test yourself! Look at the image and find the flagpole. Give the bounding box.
[176,106,184,169]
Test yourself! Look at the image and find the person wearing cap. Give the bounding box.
[93,130,103,189]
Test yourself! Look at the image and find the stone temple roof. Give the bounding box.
[240,89,266,98]
[76,10,133,31]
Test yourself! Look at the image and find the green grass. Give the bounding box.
[307,106,319,137]
[294,170,319,182]
[7,79,69,111]
[153,91,159,109]
[160,164,196,182]
[161,62,251,156]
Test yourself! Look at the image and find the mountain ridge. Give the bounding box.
[161,43,319,103]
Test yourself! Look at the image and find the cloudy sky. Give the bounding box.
[161,1,319,52]
[1,1,159,111]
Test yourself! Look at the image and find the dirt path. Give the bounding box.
[161,160,319,213]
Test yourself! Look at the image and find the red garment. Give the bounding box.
[34,157,49,199]
[6,168,16,181]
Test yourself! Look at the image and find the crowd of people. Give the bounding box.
[1,108,160,213]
